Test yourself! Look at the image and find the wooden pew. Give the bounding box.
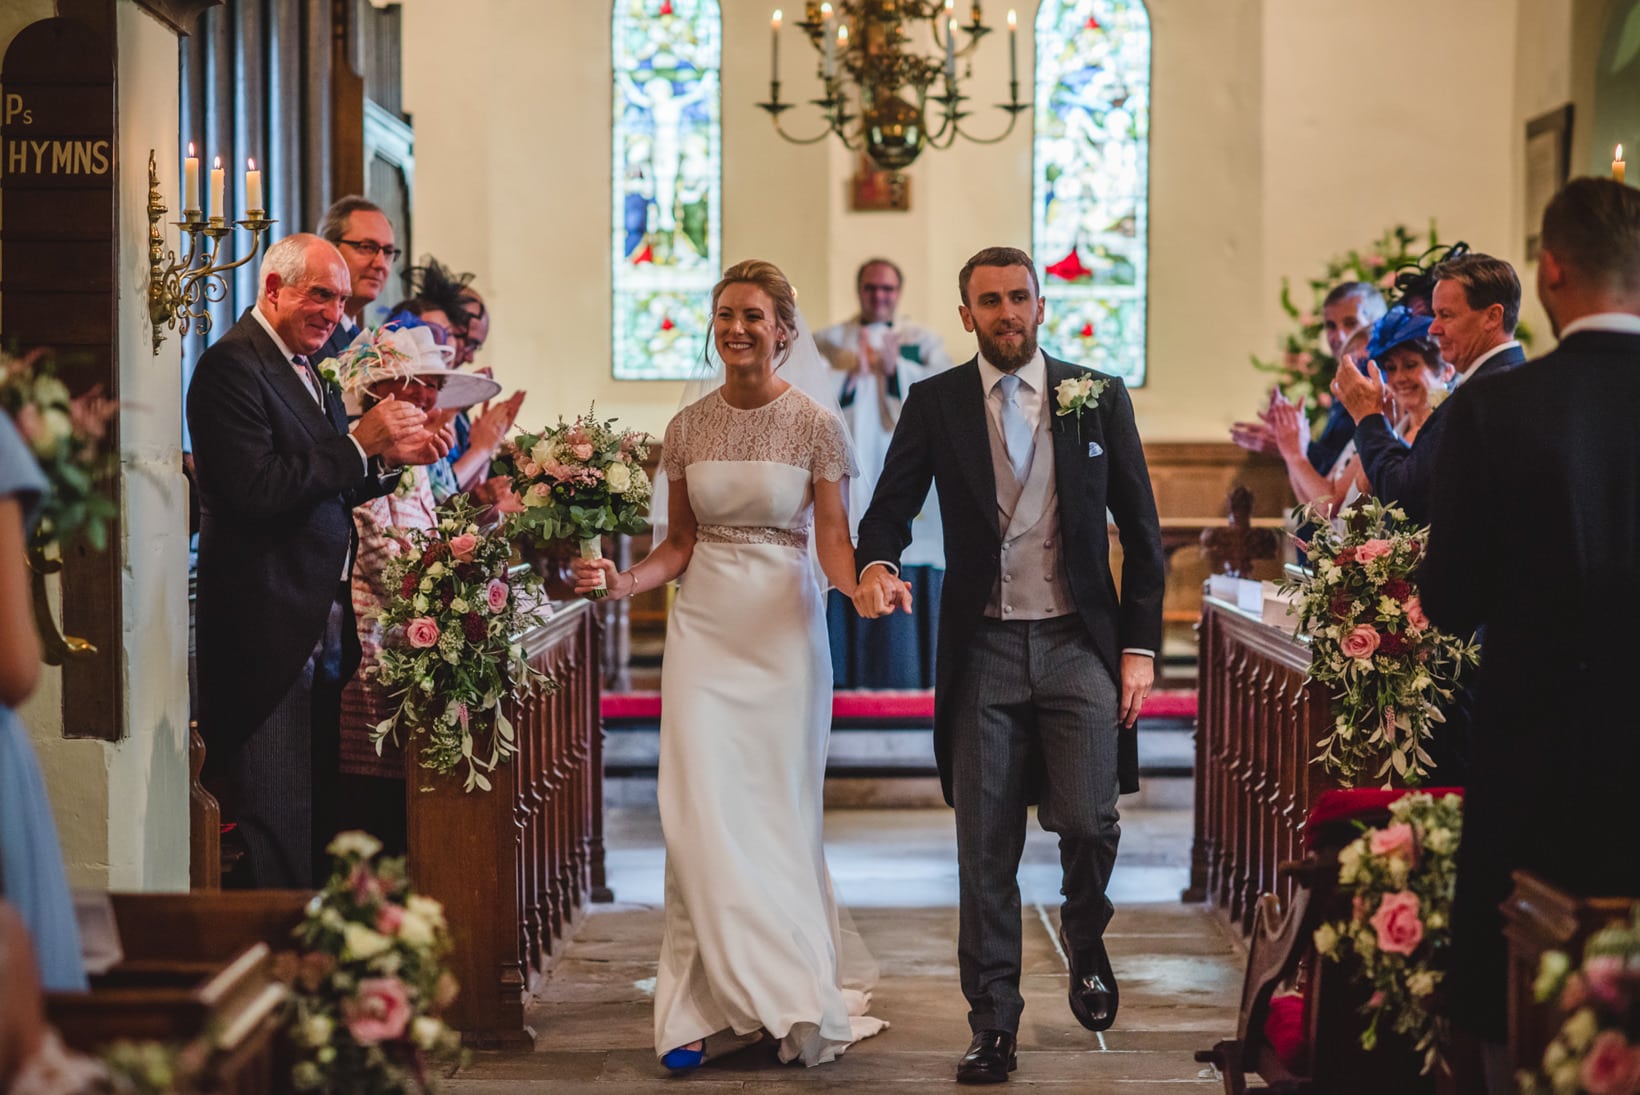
[1502,871,1637,1076]
[46,891,310,1094]
[405,598,605,1047]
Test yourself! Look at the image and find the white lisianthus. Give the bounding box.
[418,577,433,592]
[1534,951,1571,1000]
[301,1013,335,1047]
[450,598,470,614]
[426,562,446,578]
[1378,596,1402,617]
[397,909,436,948]
[1314,923,1339,957]
[1425,827,1453,855]
[413,1016,445,1051]
[1561,1007,1599,1052]
[605,462,632,494]
[413,594,429,613]
[1407,970,1437,997]
[1338,842,1364,884]
[327,831,383,859]
[342,922,393,960]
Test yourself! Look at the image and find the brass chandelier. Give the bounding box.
[758,1,1029,170]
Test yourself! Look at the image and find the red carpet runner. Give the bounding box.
[603,689,1197,723]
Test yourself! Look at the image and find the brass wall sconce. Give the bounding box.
[146,148,276,354]
[27,545,94,665]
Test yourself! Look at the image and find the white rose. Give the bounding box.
[327,831,382,859]
[426,562,446,578]
[29,407,71,457]
[530,439,557,468]
[1054,378,1082,407]
[450,598,470,614]
[413,594,429,612]
[343,922,393,960]
[407,894,447,929]
[1313,923,1339,958]
[605,462,632,494]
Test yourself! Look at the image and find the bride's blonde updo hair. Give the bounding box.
[709,259,798,369]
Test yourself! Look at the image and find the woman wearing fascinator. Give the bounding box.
[573,260,887,1071]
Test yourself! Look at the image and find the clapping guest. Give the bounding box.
[0,412,85,992]
[188,234,449,888]
[1332,254,1525,523]
[1232,281,1386,469]
[1269,307,1451,519]
[336,324,500,853]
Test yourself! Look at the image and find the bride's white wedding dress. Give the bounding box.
[654,385,887,1066]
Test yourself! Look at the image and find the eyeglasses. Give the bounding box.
[337,238,402,261]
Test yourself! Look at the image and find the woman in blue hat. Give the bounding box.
[1269,305,1452,520]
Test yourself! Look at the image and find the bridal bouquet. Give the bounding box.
[1313,791,1463,1073]
[1281,498,1479,786]
[1520,908,1640,1095]
[374,496,553,792]
[0,347,119,552]
[274,832,464,1093]
[491,407,652,598]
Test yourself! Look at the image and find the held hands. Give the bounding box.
[851,564,913,619]
[571,556,633,601]
[1117,652,1155,729]
[1330,355,1389,424]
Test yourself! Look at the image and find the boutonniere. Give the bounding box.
[1054,373,1109,439]
[315,357,341,389]
[1426,386,1450,411]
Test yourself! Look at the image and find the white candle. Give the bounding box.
[1007,9,1017,84]
[245,157,263,212]
[1616,144,1627,185]
[821,3,834,79]
[209,155,224,218]
[771,10,781,82]
[946,17,958,82]
[183,142,199,212]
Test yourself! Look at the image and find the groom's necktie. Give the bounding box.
[996,373,1035,482]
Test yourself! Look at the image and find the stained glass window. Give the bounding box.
[1032,1,1150,386]
[612,0,722,380]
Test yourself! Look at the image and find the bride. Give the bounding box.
[573,260,887,1069]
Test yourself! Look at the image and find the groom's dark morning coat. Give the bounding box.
[856,355,1166,802]
[188,310,396,763]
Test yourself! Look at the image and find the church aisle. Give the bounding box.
[444,804,1240,1092]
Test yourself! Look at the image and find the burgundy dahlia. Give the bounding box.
[463,613,486,643]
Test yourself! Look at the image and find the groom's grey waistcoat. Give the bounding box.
[983,402,1073,620]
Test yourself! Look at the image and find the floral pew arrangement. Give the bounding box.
[1520,907,1640,1095]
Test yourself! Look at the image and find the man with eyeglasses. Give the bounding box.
[316,195,401,361]
[187,233,449,889]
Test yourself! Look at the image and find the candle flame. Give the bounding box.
[839,23,849,41]
[247,157,257,170]
[1618,144,1625,161]
[820,1,831,14]
[772,8,782,27]
[213,155,222,169]
[187,141,196,157]
[1007,8,1016,26]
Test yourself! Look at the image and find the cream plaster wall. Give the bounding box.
[10,0,191,891]
[403,1,1576,442]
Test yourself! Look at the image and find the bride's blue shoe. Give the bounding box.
[661,1041,705,1071]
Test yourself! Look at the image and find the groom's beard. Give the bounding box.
[976,322,1040,373]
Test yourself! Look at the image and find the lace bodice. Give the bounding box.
[662,387,855,483]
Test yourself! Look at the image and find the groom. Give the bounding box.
[854,247,1165,1084]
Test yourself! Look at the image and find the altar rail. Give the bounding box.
[1188,592,1340,932]
[406,598,607,1047]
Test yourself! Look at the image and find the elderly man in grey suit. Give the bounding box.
[854,247,1165,1084]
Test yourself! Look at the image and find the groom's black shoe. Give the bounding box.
[1060,926,1119,1032]
[956,1030,1017,1084]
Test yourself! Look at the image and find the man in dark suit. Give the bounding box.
[854,247,1165,1084]
[314,195,400,363]
[1421,178,1640,1095]
[1333,254,1527,524]
[188,233,446,887]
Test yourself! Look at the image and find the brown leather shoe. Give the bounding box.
[956,1029,1017,1084]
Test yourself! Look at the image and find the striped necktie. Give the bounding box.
[291,354,323,407]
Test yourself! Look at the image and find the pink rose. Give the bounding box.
[448,533,478,562]
[1339,624,1381,660]
[572,442,594,461]
[1403,596,1430,632]
[343,977,412,1045]
[1583,954,1627,1007]
[406,617,440,649]
[1580,1029,1640,1095]
[349,864,384,904]
[1369,890,1425,956]
[376,903,404,935]
[532,481,552,497]
[486,579,509,613]
[1367,991,1386,1008]
[1369,822,1416,861]
[1355,539,1393,563]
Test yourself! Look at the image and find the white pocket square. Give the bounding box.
[1087,441,1104,457]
